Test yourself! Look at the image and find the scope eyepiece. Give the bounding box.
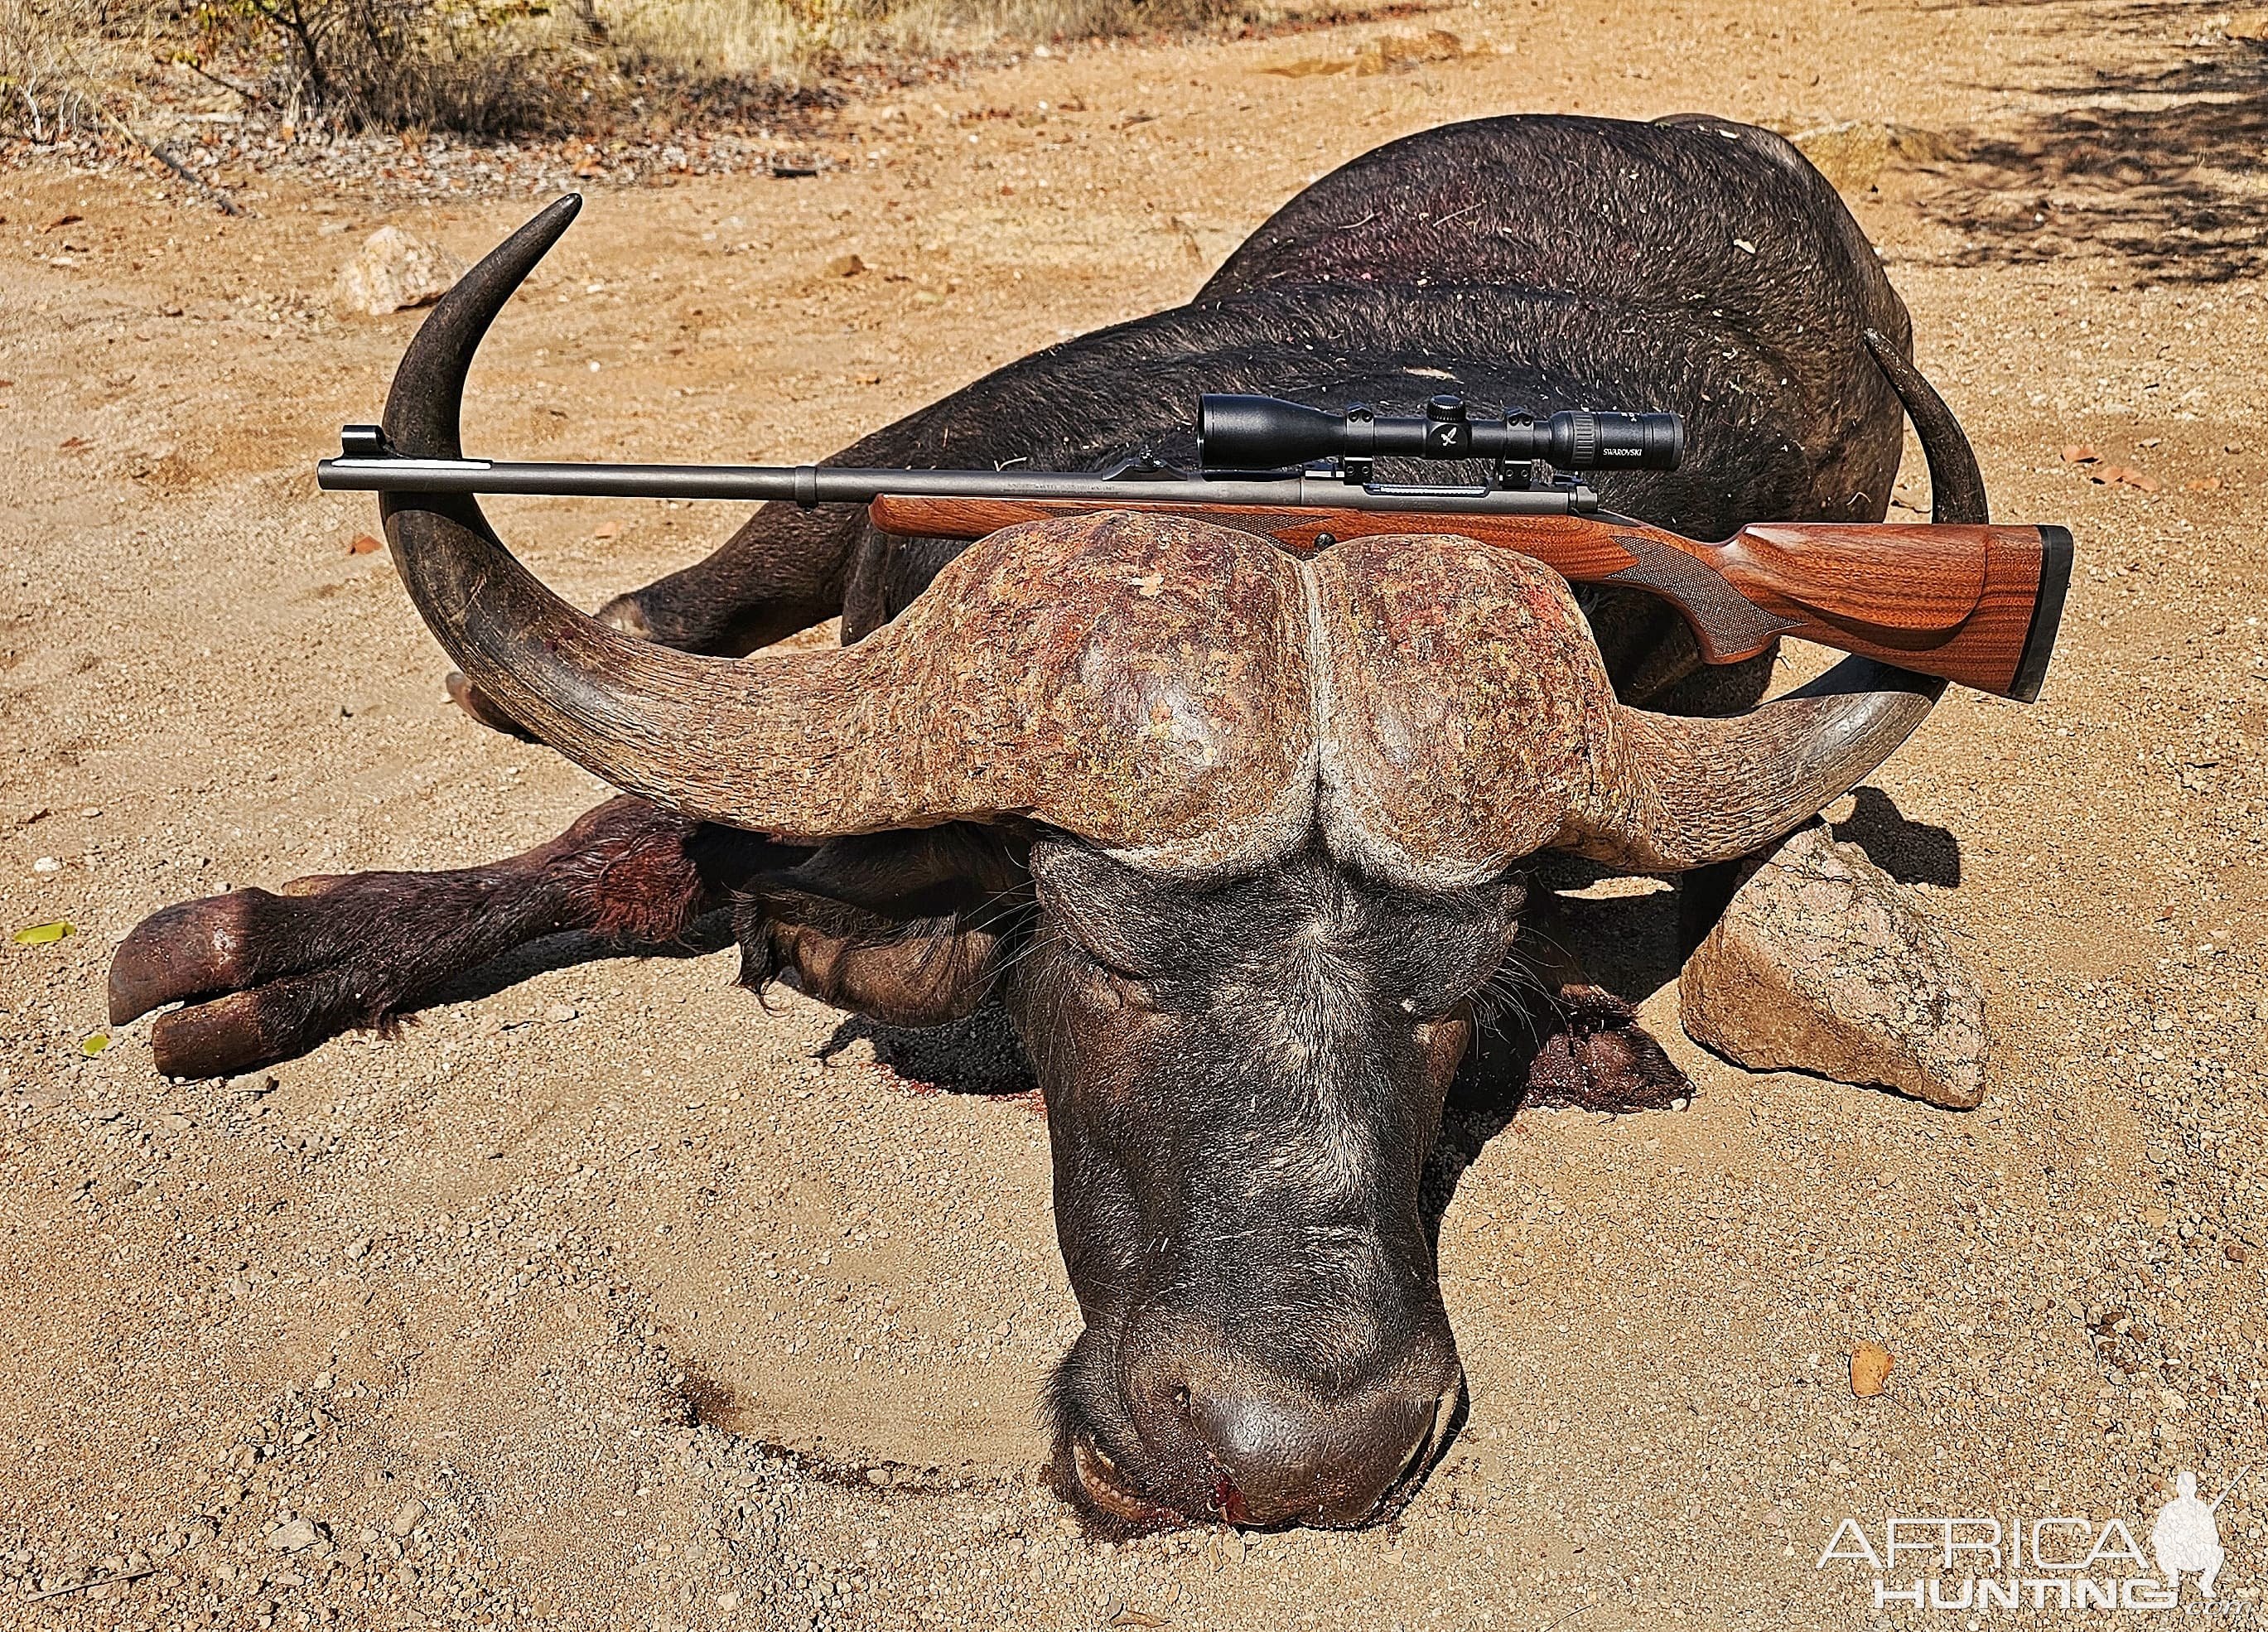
[1197,393,1684,474]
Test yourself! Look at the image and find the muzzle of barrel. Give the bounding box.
[1198,394,1683,474]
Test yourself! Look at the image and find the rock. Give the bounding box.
[1851,1342,1894,1397]
[717,1591,741,1611]
[1791,121,1894,192]
[1788,120,1959,195]
[224,1072,277,1097]
[544,1003,578,1024]
[1678,823,1986,1108]
[388,1499,426,1538]
[335,227,465,317]
[1353,28,1472,75]
[344,1235,372,1262]
[824,253,866,278]
[264,1519,323,1553]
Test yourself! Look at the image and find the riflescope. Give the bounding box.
[1198,393,1685,475]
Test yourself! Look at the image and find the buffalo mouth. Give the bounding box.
[1349,1378,1464,1526]
[1066,1427,1182,1528]
[1050,1350,1467,1533]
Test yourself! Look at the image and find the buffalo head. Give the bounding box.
[372,198,1971,1528]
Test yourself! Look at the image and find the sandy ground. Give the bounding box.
[3,0,2266,1626]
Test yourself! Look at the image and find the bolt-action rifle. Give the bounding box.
[318,389,2072,703]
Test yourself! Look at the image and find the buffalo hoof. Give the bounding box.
[109,886,388,1079]
[1526,984,1692,1111]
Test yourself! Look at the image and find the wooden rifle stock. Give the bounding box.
[867,495,2073,703]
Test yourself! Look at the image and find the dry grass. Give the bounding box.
[610,0,1243,80]
[0,0,1270,140]
[1,0,161,139]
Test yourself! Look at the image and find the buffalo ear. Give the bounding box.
[735,825,1030,1028]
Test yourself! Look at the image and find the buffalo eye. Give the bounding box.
[1073,945,1155,1012]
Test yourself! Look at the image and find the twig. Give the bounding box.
[181,60,267,106]
[146,139,244,215]
[1538,1606,1591,1632]
[97,107,243,216]
[26,1568,154,1604]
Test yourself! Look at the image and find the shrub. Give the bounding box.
[1,0,1263,140]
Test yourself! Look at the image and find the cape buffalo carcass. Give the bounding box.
[111,113,1984,1530]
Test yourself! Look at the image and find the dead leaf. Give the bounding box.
[2088,466,2159,492]
[1109,1610,1168,1629]
[59,436,89,451]
[348,534,382,555]
[2183,477,2222,492]
[2061,443,2099,464]
[592,521,621,539]
[1851,1340,1894,1397]
[11,920,75,947]
[44,212,82,232]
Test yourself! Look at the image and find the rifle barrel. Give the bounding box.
[315,455,1597,515]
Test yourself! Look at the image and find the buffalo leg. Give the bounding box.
[594,501,855,656]
[109,798,798,1079]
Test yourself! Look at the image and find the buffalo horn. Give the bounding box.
[379,197,1037,844]
[377,199,1316,867]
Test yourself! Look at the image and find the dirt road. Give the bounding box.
[2,0,2265,1625]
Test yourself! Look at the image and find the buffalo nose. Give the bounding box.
[1163,1365,1458,1528]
